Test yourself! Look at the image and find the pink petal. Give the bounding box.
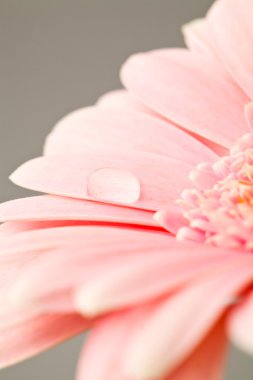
[123,256,253,379]
[245,102,253,130]
[97,89,153,114]
[8,228,173,311]
[0,312,88,368]
[208,0,253,98]
[77,309,226,380]
[74,244,236,316]
[45,107,217,164]
[0,232,45,317]
[10,152,193,211]
[0,195,157,228]
[228,290,253,355]
[182,18,218,58]
[0,220,93,237]
[154,206,188,234]
[121,48,249,148]
[167,320,227,380]
[76,308,148,380]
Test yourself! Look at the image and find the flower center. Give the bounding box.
[176,133,253,251]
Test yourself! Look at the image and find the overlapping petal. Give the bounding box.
[2,0,253,378]
[10,152,193,210]
[45,107,216,164]
[0,195,158,228]
[182,18,218,58]
[228,291,253,356]
[121,49,249,148]
[208,0,253,98]
[0,312,88,369]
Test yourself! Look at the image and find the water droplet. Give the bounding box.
[87,168,141,204]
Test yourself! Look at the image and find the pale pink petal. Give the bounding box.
[0,195,158,228]
[0,312,88,368]
[9,231,238,316]
[2,227,169,308]
[121,48,249,148]
[10,153,193,211]
[76,308,148,380]
[97,89,153,114]
[245,102,253,130]
[123,256,253,379]
[0,226,167,313]
[228,290,253,355]
[9,227,180,310]
[0,232,45,317]
[74,244,236,316]
[154,206,188,234]
[208,0,253,98]
[167,320,227,380]
[0,220,94,237]
[0,226,169,257]
[77,309,226,380]
[45,107,217,164]
[0,225,105,316]
[182,18,218,58]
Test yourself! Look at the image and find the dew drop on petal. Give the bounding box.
[87,168,141,204]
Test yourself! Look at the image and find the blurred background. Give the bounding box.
[0,0,252,379]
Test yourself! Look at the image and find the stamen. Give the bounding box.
[176,133,253,251]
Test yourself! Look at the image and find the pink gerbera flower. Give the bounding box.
[1,0,253,379]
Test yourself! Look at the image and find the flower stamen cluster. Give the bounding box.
[177,133,253,250]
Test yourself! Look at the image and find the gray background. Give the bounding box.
[0,0,252,379]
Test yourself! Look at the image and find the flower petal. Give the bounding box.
[123,256,253,379]
[121,48,249,148]
[245,102,253,130]
[167,320,227,380]
[5,227,170,311]
[10,153,193,211]
[74,243,235,317]
[228,290,253,356]
[182,18,218,58]
[97,89,153,114]
[208,0,253,98]
[154,206,188,234]
[77,309,226,380]
[0,312,88,368]
[8,229,239,317]
[45,107,217,164]
[0,195,157,228]
[76,308,148,380]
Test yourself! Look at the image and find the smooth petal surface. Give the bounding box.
[123,256,253,380]
[0,226,169,257]
[6,227,171,310]
[208,0,253,98]
[44,107,217,164]
[74,245,236,316]
[182,18,218,58]
[154,206,188,234]
[0,196,157,228]
[76,308,148,380]
[97,89,153,114]
[77,310,226,380]
[121,49,249,148]
[10,153,193,211]
[167,320,227,380]
[228,291,253,355]
[0,220,96,237]
[245,102,253,130]
[0,312,88,368]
